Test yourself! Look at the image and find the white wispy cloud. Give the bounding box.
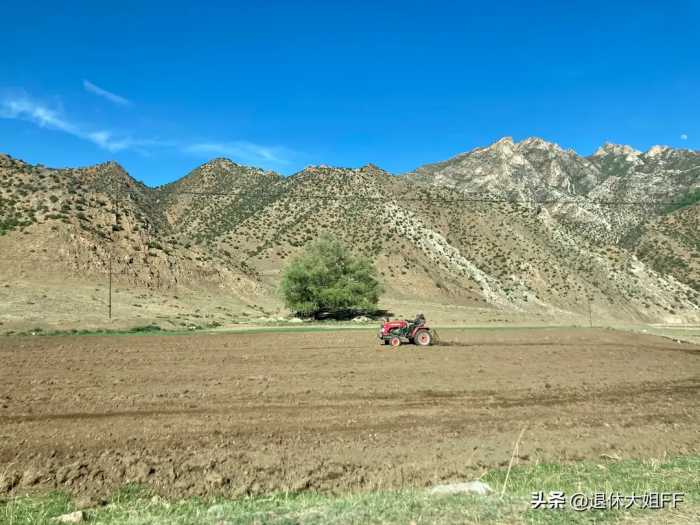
[680,133,688,140]
[184,141,292,165]
[83,79,131,106]
[0,93,150,152]
[1,90,294,165]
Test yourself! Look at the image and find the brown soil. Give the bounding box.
[0,327,698,498]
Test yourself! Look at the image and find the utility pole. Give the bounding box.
[587,294,593,328]
[108,248,112,320]
[108,180,119,320]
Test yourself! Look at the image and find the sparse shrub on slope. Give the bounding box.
[666,189,700,213]
[281,235,383,318]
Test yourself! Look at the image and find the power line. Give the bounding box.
[87,184,688,206]
[164,193,679,206]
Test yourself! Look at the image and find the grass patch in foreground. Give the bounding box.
[1,456,698,524]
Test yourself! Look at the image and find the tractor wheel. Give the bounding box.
[414,330,432,346]
[389,336,401,348]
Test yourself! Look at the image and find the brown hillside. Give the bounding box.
[1,139,698,331]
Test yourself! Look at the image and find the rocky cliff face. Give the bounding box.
[408,138,699,287]
[410,138,699,203]
[410,137,602,198]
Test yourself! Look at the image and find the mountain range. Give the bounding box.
[0,137,698,330]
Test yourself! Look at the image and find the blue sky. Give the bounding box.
[1,1,698,185]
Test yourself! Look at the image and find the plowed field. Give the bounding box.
[1,327,698,497]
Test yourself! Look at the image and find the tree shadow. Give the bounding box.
[312,309,394,321]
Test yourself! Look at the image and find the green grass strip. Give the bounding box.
[2,455,698,524]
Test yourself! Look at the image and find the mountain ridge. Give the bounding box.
[0,138,698,330]
[4,136,698,188]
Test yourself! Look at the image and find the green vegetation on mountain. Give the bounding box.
[0,138,697,324]
[667,189,700,213]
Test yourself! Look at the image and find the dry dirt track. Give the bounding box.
[1,327,699,497]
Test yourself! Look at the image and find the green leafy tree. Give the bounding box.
[281,235,383,317]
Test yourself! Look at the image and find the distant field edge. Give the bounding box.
[2,323,612,338]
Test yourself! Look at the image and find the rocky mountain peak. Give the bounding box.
[194,158,279,179]
[518,137,563,151]
[361,162,385,172]
[645,145,671,157]
[494,136,515,146]
[300,164,341,174]
[478,137,566,158]
[486,136,515,155]
[200,157,240,169]
[78,160,139,190]
[91,160,127,172]
[592,143,641,158]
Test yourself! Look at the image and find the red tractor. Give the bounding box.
[378,313,433,347]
